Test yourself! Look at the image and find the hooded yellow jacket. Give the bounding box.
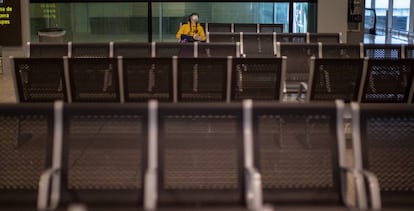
[176,22,206,41]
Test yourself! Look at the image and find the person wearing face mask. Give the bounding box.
[176,13,206,42]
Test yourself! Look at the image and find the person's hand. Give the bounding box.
[193,34,201,41]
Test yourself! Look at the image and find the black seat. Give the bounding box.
[113,42,152,58]
[352,103,414,210]
[207,32,241,43]
[12,57,67,102]
[359,58,414,103]
[234,23,258,32]
[321,43,363,58]
[70,43,111,58]
[259,24,284,33]
[154,102,248,209]
[66,58,120,102]
[308,33,341,43]
[197,42,240,58]
[241,32,276,57]
[363,44,403,59]
[404,44,414,59]
[28,42,69,58]
[305,58,365,102]
[252,101,363,210]
[206,23,233,32]
[231,57,285,101]
[276,33,307,43]
[122,57,173,102]
[58,103,148,210]
[0,104,54,209]
[154,42,194,58]
[177,57,228,102]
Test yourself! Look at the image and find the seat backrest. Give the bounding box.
[241,32,276,57]
[113,42,152,58]
[321,43,363,58]
[70,43,111,58]
[154,42,194,58]
[177,57,228,102]
[28,43,69,58]
[207,32,241,43]
[359,58,414,103]
[354,104,414,207]
[156,103,245,207]
[309,33,341,44]
[197,42,240,58]
[252,101,345,206]
[308,58,365,102]
[12,58,67,102]
[234,23,258,32]
[277,42,320,82]
[231,57,285,101]
[276,33,307,43]
[60,103,147,206]
[206,23,233,32]
[0,104,54,205]
[122,58,173,102]
[363,44,402,59]
[404,44,414,59]
[66,58,120,102]
[259,24,284,33]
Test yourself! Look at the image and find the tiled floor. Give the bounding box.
[0,71,16,103]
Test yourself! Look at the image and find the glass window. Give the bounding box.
[392,0,410,32]
[293,2,317,33]
[374,0,388,30]
[30,2,148,42]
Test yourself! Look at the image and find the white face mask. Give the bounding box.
[191,15,199,23]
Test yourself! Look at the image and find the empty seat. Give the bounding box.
[0,104,54,209]
[207,32,241,43]
[56,103,148,210]
[259,24,284,33]
[66,58,120,102]
[154,102,248,209]
[177,57,228,102]
[154,42,194,58]
[241,32,276,57]
[359,58,414,103]
[276,42,320,91]
[306,57,365,102]
[27,42,68,58]
[70,43,111,58]
[363,44,403,59]
[234,23,258,32]
[308,33,341,43]
[122,57,173,102]
[231,57,285,101]
[321,43,363,58]
[113,42,152,58]
[12,57,66,102]
[276,33,308,43]
[206,23,233,32]
[352,103,414,210]
[252,101,364,210]
[197,42,241,58]
[403,44,414,58]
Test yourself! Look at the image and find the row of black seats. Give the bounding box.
[190,22,284,33]
[11,56,414,103]
[1,100,413,210]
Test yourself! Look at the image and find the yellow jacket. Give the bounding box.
[176,22,206,42]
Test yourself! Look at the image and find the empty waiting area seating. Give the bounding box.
[363,44,403,59]
[27,42,69,58]
[321,43,363,58]
[241,32,276,57]
[0,104,54,209]
[352,103,414,210]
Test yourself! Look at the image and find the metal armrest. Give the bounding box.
[37,168,61,211]
[340,166,367,210]
[361,170,381,210]
[296,82,308,101]
[144,169,158,211]
[245,167,263,211]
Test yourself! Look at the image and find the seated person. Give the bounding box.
[176,13,206,42]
